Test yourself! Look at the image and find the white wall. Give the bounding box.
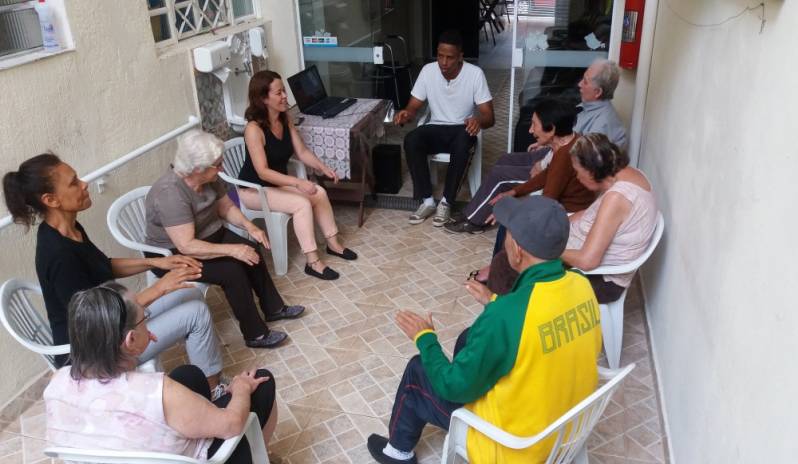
[637,1,797,462]
[260,0,303,78]
[0,0,302,404]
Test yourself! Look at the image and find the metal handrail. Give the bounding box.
[0,115,200,230]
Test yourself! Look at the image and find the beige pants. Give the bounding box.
[239,185,338,254]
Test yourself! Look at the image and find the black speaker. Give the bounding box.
[372,144,403,194]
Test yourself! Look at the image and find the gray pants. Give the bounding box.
[139,287,223,377]
[461,149,549,225]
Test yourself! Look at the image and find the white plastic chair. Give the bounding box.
[583,213,665,369]
[0,279,158,373]
[0,279,68,371]
[418,111,483,197]
[441,364,635,464]
[217,137,308,276]
[45,411,268,464]
[107,186,209,297]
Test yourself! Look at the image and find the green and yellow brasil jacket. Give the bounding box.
[414,259,602,463]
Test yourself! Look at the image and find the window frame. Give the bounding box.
[0,0,74,70]
[148,0,259,48]
[0,1,40,58]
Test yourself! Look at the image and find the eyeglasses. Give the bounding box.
[133,308,151,328]
[210,159,223,170]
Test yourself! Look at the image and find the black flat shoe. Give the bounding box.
[305,263,340,280]
[326,246,358,260]
[245,331,288,348]
[367,434,417,464]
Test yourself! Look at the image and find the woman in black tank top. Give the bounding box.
[238,70,358,281]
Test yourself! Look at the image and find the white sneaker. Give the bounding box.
[409,203,437,225]
[432,202,451,227]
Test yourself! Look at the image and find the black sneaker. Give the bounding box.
[245,330,288,348]
[366,434,417,464]
[265,305,305,322]
[444,219,488,234]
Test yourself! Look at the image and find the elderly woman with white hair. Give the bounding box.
[144,129,305,349]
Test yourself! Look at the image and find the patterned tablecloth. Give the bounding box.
[293,99,391,180]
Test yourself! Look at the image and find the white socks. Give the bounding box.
[383,443,415,461]
[422,197,449,207]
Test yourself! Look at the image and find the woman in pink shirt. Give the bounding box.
[44,282,277,462]
[561,133,658,302]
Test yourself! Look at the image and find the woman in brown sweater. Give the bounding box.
[447,97,594,234]
[487,99,595,218]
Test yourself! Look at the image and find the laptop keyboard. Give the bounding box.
[308,98,357,118]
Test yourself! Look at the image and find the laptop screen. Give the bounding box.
[287,65,327,113]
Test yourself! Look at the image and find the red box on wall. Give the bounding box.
[620,0,645,70]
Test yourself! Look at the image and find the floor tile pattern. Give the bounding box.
[0,206,668,463]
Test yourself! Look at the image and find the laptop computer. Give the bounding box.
[287,65,357,119]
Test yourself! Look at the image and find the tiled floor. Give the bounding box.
[0,206,669,463]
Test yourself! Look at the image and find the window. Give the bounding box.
[147,0,257,45]
[0,0,43,58]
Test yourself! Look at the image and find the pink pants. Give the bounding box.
[239,185,339,254]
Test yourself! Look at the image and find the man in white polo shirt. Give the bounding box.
[394,30,494,226]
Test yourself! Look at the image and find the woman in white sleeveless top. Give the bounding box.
[44,282,278,463]
[562,133,659,302]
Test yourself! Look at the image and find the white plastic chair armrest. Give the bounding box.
[44,447,197,463]
[450,409,535,450]
[44,413,266,464]
[208,412,267,463]
[580,262,638,276]
[218,172,262,191]
[19,340,69,357]
[598,365,623,381]
[288,158,308,180]
[109,230,171,257]
[219,172,273,218]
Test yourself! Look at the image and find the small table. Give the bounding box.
[292,99,392,227]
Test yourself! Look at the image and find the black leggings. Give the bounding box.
[168,365,275,464]
[148,227,285,341]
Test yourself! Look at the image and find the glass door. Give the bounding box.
[507,0,615,152]
[296,0,420,109]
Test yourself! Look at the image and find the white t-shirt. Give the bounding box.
[411,61,492,125]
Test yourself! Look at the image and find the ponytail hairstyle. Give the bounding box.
[2,153,62,229]
[570,133,629,182]
[244,70,289,134]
